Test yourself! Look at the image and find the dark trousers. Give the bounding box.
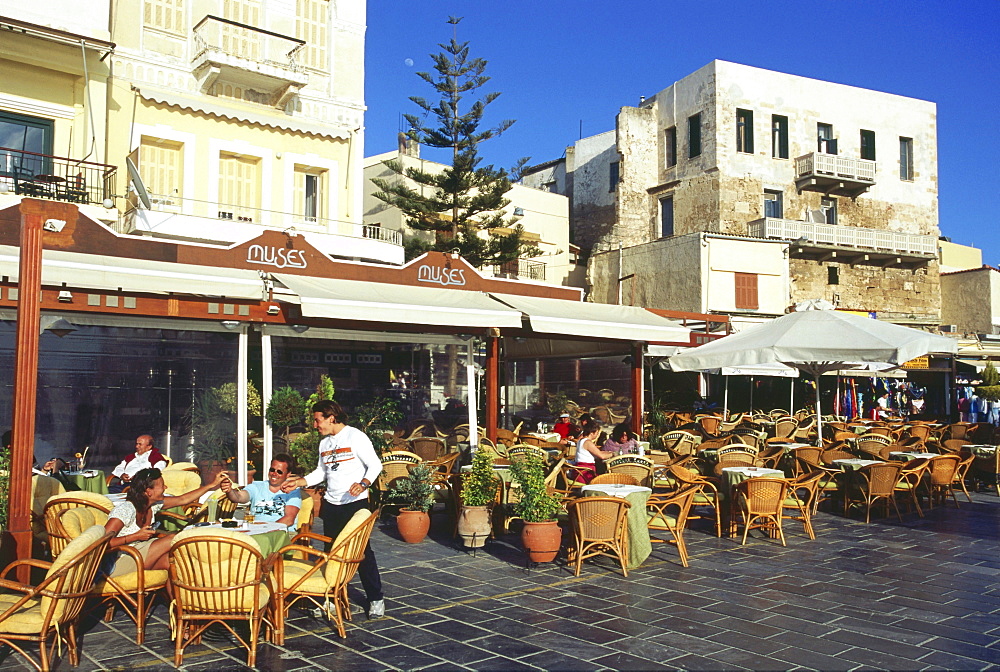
[319,498,383,603]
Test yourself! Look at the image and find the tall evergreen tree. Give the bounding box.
[372,17,536,268]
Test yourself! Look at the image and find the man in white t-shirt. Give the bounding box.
[110,435,167,493]
[221,453,301,527]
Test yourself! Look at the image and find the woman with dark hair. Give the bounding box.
[104,467,225,575]
[602,423,639,456]
[572,420,614,484]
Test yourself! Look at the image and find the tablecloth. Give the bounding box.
[63,470,108,494]
[580,484,652,569]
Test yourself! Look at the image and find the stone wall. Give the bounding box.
[940,268,1000,334]
[588,234,703,311]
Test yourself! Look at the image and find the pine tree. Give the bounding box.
[372,16,537,268]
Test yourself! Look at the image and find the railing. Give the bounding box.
[192,15,304,71]
[0,147,116,206]
[796,152,876,183]
[362,225,403,246]
[492,258,546,281]
[748,217,937,256]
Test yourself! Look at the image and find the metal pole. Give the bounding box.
[261,328,273,472]
[237,327,248,484]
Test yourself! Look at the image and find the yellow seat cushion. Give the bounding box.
[60,508,109,537]
[277,559,329,594]
[170,527,268,612]
[94,569,168,593]
[646,512,679,530]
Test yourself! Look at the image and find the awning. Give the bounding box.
[0,246,266,299]
[136,87,352,140]
[490,293,690,342]
[275,274,523,329]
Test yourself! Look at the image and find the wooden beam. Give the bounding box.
[630,343,644,436]
[485,334,499,443]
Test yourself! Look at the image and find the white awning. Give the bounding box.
[0,246,266,299]
[275,274,523,329]
[490,293,690,343]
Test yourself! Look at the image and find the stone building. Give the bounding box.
[524,60,943,324]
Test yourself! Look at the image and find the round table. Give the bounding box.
[62,470,108,494]
[579,484,652,569]
[202,521,291,557]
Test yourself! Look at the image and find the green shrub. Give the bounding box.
[389,462,436,512]
[509,454,562,523]
[462,447,499,507]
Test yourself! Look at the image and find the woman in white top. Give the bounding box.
[104,467,225,576]
[573,420,615,484]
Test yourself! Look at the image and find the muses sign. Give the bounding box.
[246,244,307,270]
[416,262,466,287]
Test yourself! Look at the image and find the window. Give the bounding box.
[821,197,837,225]
[659,196,674,238]
[899,137,914,180]
[139,137,183,206]
[144,0,184,33]
[664,127,677,167]
[296,0,328,70]
[860,129,876,161]
[828,266,840,285]
[218,152,261,221]
[609,161,620,191]
[817,123,837,155]
[222,0,262,60]
[736,109,754,153]
[734,273,759,310]
[294,167,325,221]
[771,115,788,159]
[763,190,783,219]
[688,113,702,158]
[0,111,53,156]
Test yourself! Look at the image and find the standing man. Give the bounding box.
[221,453,301,528]
[282,400,385,619]
[110,435,167,493]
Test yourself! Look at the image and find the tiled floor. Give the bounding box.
[3,489,1000,671]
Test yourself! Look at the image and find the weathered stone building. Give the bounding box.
[525,60,943,324]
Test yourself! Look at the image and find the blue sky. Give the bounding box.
[366,0,1000,261]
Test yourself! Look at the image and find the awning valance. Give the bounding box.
[490,293,690,343]
[0,246,266,299]
[275,274,523,329]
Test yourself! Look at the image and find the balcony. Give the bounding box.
[0,147,116,206]
[120,196,404,265]
[492,258,546,281]
[748,217,937,268]
[795,152,876,198]
[191,15,308,106]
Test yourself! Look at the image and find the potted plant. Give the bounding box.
[389,462,435,543]
[265,385,305,450]
[509,453,563,563]
[458,446,499,548]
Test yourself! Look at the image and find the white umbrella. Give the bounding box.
[670,307,958,445]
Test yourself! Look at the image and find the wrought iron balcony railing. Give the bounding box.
[492,257,546,281]
[0,147,116,206]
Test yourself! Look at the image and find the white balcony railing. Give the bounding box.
[748,218,937,256]
[796,152,876,183]
[193,15,304,72]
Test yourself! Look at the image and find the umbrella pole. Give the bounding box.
[723,376,729,419]
[790,378,794,415]
[749,376,754,413]
[814,373,824,447]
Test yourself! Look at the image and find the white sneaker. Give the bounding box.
[368,599,385,619]
[311,599,333,619]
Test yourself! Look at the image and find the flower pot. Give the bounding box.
[521,520,561,563]
[457,505,492,548]
[396,509,430,544]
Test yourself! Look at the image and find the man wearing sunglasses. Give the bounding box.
[221,452,301,528]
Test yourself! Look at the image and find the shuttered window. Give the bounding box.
[139,137,183,206]
[734,273,759,310]
[296,0,328,70]
[144,0,184,34]
[222,0,262,60]
[218,152,260,222]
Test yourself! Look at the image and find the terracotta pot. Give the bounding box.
[521,520,561,563]
[396,509,430,543]
[457,505,492,548]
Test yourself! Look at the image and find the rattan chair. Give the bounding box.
[375,451,422,493]
[508,445,549,461]
[168,528,273,667]
[667,464,721,537]
[733,477,788,546]
[565,496,631,577]
[646,484,699,567]
[270,508,379,642]
[895,458,928,517]
[781,471,824,540]
[952,451,975,503]
[713,450,757,478]
[773,416,799,439]
[605,455,654,488]
[163,462,200,473]
[42,491,114,556]
[844,462,905,523]
[409,437,447,462]
[696,415,723,437]
[589,473,639,486]
[924,454,962,509]
[0,525,111,672]
[661,430,701,457]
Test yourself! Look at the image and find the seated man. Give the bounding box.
[109,434,167,493]
[552,413,573,439]
[221,452,301,528]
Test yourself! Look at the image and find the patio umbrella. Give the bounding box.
[669,307,958,445]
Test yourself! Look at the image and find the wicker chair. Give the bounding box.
[756,445,786,470]
[844,462,905,523]
[793,416,816,443]
[733,477,788,546]
[42,491,114,556]
[31,476,65,549]
[646,484,699,567]
[495,428,518,447]
[773,416,799,439]
[895,458,928,517]
[667,464,721,537]
[163,462,200,473]
[375,451,422,494]
[59,507,168,644]
[589,473,639,486]
[0,525,112,672]
[781,471,824,540]
[270,508,379,642]
[821,448,857,466]
[729,428,766,450]
[661,430,701,457]
[924,454,962,509]
[952,451,976,503]
[408,437,447,461]
[696,415,723,437]
[168,528,272,667]
[508,445,549,461]
[605,455,654,488]
[713,450,757,478]
[565,496,631,577]
[856,434,892,460]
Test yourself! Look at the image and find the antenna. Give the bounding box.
[125,157,152,210]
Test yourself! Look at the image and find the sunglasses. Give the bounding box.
[268,467,286,475]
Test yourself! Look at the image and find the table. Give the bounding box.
[966,444,997,458]
[63,470,108,494]
[720,467,784,536]
[525,432,561,444]
[201,520,290,556]
[888,451,938,462]
[832,458,882,471]
[580,484,651,569]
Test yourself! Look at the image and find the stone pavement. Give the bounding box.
[2,490,1000,671]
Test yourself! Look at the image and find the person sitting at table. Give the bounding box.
[220,453,302,528]
[109,434,167,493]
[104,467,226,575]
[602,423,640,456]
[573,420,615,484]
[33,457,82,492]
[553,413,573,439]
